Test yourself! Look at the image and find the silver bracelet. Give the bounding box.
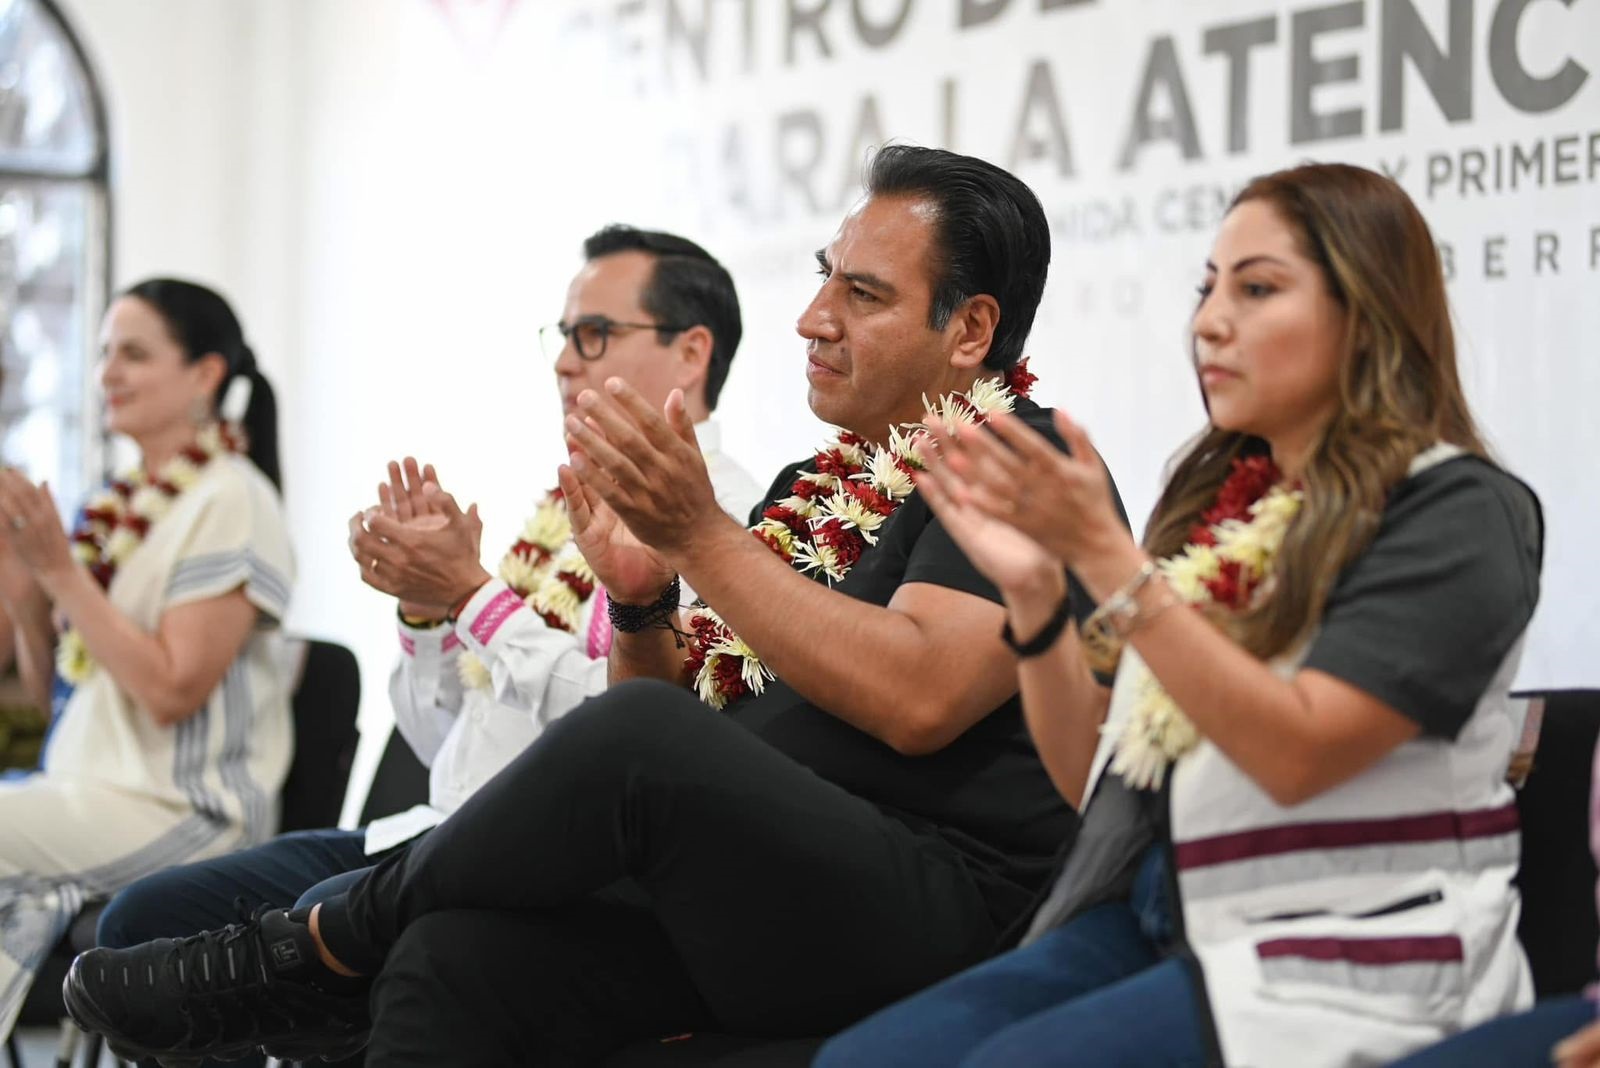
[1097,560,1159,638]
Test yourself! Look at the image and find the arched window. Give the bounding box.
[0,0,110,514]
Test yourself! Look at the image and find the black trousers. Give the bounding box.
[317,680,1005,1067]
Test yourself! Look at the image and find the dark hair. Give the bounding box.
[121,278,281,492]
[580,225,742,410]
[863,144,1050,371]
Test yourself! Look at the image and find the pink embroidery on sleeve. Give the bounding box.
[470,588,525,645]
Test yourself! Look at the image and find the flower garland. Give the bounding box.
[1107,456,1304,790]
[684,361,1036,709]
[57,423,241,684]
[455,490,598,691]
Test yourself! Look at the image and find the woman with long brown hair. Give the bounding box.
[814,162,1543,1067]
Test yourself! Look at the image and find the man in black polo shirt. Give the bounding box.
[66,146,1125,1067]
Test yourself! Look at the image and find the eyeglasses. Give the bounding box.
[539,315,690,362]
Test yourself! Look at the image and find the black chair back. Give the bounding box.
[358,726,431,825]
[280,638,363,832]
[1513,688,1600,998]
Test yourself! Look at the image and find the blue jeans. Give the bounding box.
[96,827,379,1068]
[815,845,1209,1068]
[1386,994,1596,1067]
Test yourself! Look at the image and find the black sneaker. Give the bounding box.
[62,906,370,1067]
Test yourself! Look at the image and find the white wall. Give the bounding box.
[53,0,1600,822]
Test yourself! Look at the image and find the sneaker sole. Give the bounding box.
[61,956,260,1067]
[261,1032,370,1062]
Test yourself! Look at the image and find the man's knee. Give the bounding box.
[96,872,185,947]
[549,679,713,761]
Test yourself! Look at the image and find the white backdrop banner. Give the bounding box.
[534,0,1599,686]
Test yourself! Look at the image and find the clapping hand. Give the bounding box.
[347,458,488,617]
[926,410,1126,574]
[555,463,674,606]
[562,379,719,559]
[0,469,74,592]
[915,426,1064,603]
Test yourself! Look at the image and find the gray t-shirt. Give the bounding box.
[1026,454,1544,940]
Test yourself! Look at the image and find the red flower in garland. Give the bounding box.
[683,612,752,702]
[815,449,856,480]
[813,520,865,572]
[753,527,794,561]
[762,503,808,537]
[1004,357,1037,398]
[1203,558,1246,608]
[1190,456,1281,544]
[841,480,896,517]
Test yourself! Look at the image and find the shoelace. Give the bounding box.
[169,899,270,996]
[157,900,283,1048]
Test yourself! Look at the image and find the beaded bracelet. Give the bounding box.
[607,576,683,633]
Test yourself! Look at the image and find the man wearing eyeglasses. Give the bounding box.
[543,226,760,525]
[80,225,763,1068]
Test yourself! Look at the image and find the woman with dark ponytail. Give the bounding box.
[0,278,295,1037]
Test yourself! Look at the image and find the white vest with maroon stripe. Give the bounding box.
[1082,445,1533,1067]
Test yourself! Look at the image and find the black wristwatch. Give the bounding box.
[1000,587,1075,659]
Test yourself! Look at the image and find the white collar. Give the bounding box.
[693,418,721,455]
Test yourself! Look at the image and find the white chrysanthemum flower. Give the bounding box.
[71,541,99,565]
[129,485,168,517]
[105,528,142,564]
[886,425,930,471]
[531,576,582,633]
[456,652,492,691]
[860,450,915,500]
[774,495,821,519]
[800,471,842,493]
[825,493,889,544]
[695,656,729,708]
[522,498,572,549]
[196,423,225,454]
[964,377,1016,417]
[1161,545,1220,602]
[837,438,867,467]
[926,397,979,437]
[1252,487,1304,525]
[753,520,796,556]
[87,490,121,513]
[1216,519,1272,572]
[56,628,94,684]
[740,652,775,693]
[1109,731,1167,791]
[793,541,843,582]
[554,543,596,585]
[499,551,548,597]
[164,456,202,491]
